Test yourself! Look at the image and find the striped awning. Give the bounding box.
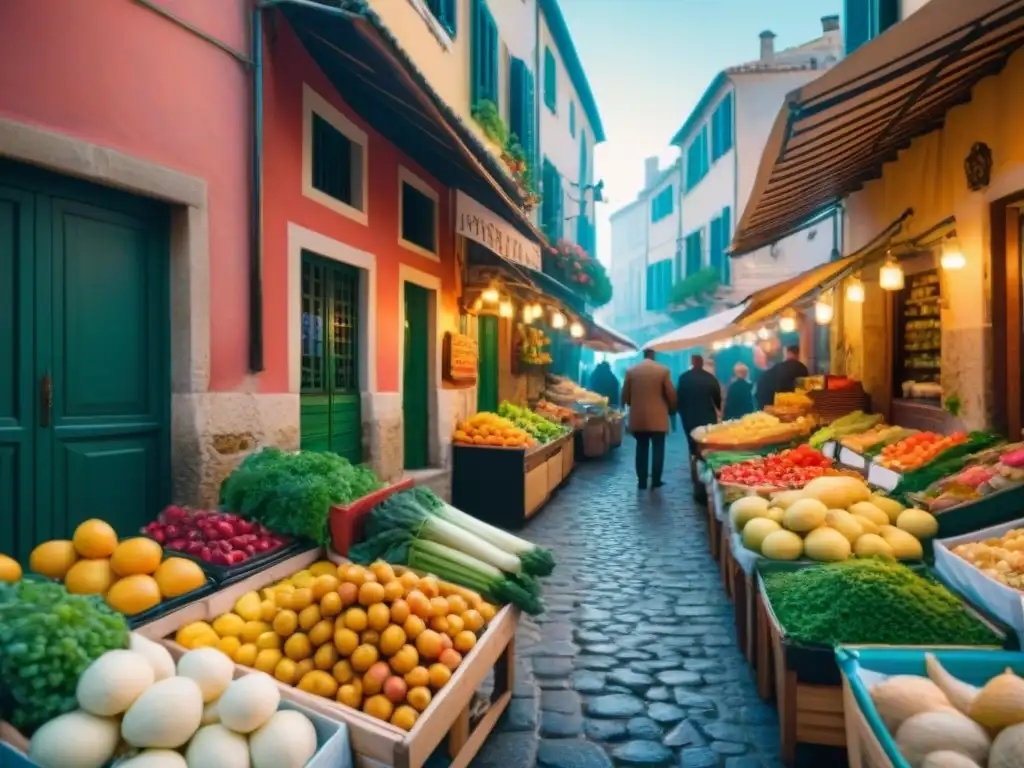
[731,0,1024,256]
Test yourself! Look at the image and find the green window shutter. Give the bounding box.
[712,93,734,160]
[877,0,899,34]
[509,57,526,142]
[427,0,457,36]
[569,102,576,137]
[543,47,557,112]
[709,216,722,277]
[477,316,499,413]
[471,0,498,104]
[523,66,537,172]
[844,0,872,53]
[645,263,655,310]
[721,206,732,285]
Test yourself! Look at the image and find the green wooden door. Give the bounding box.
[0,161,170,562]
[300,252,363,464]
[403,283,429,470]
[477,316,499,413]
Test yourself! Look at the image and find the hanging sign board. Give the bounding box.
[455,191,542,271]
[443,332,478,384]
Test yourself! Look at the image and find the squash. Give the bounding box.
[925,654,979,715]
[898,509,939,539]
[895,710,990,768]
[880,526,924,561]
[825,509,864,544]
[871,493,906,523]
[803,526,852,562]
[765,506,785,524]
[990,722,1024,768]
[218,674,281,734]
[853,514,882,536]
[121,676,204,748]
[76,649,154,716]
[177,647,235,703]
[742,518,781,553]
[969,668,1024,733]
[871,675,951,732]
[249,710,319,768]
[848,502,890,527]
[130,633,176,681]
[921,752,983,768]
[760,530,804,561]
[184,724,251,768]
[769,489,807,510]
[117,750,189,768]
[854,533,895,559]
[783,498,828,533]
[729,495,770,531]
[801,475,871,509]
[29,710,121,768]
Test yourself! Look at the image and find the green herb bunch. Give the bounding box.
[0,579,129,733]
[220,448,383,545]
[763,558,1001,648]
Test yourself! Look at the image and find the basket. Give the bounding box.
[329,479,416,556]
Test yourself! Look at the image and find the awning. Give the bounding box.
[581,318,638,353]
[276,0,545,244]
[646,303,749,352]
[731,0,1024,256]
[735,211,910,326]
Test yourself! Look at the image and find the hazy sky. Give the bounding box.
[557,0,841,265]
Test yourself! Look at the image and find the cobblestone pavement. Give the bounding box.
[470,434,782,768]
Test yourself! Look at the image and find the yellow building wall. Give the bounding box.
[842,47,1024,429]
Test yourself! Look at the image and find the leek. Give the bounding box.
[433,503,556,576]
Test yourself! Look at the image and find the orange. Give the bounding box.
[0,554,22,583]
[29,539,78,580]
[72,519,118,559]
[64,558,116,595]
[106,574,162,616]
[153,557,206,598]
[110,537,163,576]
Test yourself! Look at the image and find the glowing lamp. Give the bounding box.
[522,306,534,323]
[879,254,905,291]
[481,287,500,303]
[845,277,865,303]
[757,327,771,340]
[551,311,566,329]
[779,311,797,333]
[814,300,834,325]
[569,321,584,338]
[498,300,513,318]
[941,238,965,271]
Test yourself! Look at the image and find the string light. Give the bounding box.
[498,300,513,318]
[569,321,584,338]
[481,287,500,303]
[522,305,534,323]
[879,250,905,291]
[814,297,834,325]
[846,275,865,303]
[551,311,566,329]
[757,327,771,340]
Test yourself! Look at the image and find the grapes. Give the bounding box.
[0,578,129,733]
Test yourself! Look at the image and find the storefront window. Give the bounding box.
[893,269,942,400]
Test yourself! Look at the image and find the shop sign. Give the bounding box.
[443,332,478,384]
[456,191,541,271]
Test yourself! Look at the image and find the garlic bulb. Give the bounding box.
[989,722,1024,768]
[968,668,1024,733]
[924,654,979,715]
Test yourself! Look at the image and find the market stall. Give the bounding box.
[0,444,559,768]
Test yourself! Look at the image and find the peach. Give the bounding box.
[383,676,408,705]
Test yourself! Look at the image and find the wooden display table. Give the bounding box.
[452,433,573,529]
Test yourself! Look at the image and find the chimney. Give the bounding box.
[644,156,660,189]
[759,30,776,61]
[821,15,840,33]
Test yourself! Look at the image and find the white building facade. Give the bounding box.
[368,0,603,255]
[672,17,845,309]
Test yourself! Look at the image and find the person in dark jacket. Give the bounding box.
[771,345,810,397]
[588,361,621,407]
[723,362,756,421]
[676,355,722,460]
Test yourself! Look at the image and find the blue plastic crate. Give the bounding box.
[836,646,1024,768]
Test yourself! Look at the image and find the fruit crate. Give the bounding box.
[127,574,217,630]
[156,548,521,768]
[755,561,1014,766]
[329,479,416,557]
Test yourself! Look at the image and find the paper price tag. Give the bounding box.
[821,441,837,460]
[839,447,867,470]
[868,462,901,491]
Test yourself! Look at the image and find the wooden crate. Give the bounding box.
[754,591,775,703]
[706,491,721,561]
[157,549,520,768]
[730,559,757,666]
[719,520,733,599]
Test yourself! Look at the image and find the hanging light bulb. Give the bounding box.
[779,310,797,333]
[530,303,543,320]
[521,305,534,323]
[879,251,905,291]
[757,326,771,340]
[551,311,566,329]
[941,236,965,271]
[472,298,483,311]
[814,295,834,325]
[481,287,500,303]
[846,275,865,303]
[498,299,513,318]
[569,321,584,338]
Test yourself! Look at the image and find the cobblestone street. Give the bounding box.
[471,434,782,768]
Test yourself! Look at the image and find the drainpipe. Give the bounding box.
[249,4,265,373]
[534,0,542,225]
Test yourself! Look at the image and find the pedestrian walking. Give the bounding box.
[723,362,756,421]
[676,354,722,485]
[587,360,621,407]
[621,349,677,490]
